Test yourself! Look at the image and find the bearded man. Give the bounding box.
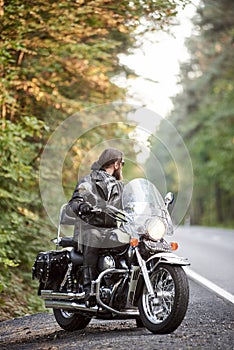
[67,148,125,306]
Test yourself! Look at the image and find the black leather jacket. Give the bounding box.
[67,169,124,228]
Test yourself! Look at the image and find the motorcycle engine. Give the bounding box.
[97,254,128,308]
[98,254,115,272]
[100,286,112,305]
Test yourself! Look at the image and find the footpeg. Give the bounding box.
[85,293,97,308]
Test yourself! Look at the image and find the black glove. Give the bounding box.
[78,202,92,216]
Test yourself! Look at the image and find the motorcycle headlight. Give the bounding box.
[146,218,166,241]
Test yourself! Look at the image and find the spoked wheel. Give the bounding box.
[138,264,189,334]
[53,309,92,331]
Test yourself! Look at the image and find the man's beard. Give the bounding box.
[113,168,122,181]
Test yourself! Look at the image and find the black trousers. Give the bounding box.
[81,228,104,281]
[80,226,129,269]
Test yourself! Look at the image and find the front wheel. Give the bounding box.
[53,309,92,331]
[138,264,189,334]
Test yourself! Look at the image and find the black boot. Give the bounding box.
[83,266,98,307]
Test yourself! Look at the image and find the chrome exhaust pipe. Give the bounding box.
[41,290,85,300]
[44,299,100,313]
[44,300,139,317]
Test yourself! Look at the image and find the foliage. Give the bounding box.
[0,116,48,298]
[0,0,187,319]
[1,0,187,123]
[0,115,58,319]
[148,0,234,226]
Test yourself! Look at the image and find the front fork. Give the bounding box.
[135,247,160,305]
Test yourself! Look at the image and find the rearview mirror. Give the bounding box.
[165,192,174,207]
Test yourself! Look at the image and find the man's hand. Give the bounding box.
[78,202,92,216]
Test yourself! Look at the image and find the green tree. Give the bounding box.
[166,0,234,225]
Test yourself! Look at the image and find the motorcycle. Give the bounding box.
[32,178,189,334]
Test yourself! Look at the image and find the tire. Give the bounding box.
[138,264,189,334]
[53,309,92,332]
[135,318,145,328]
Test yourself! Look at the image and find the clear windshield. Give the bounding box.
[122,178,173,236]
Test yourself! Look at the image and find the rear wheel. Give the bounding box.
[53,309,92,331]
[138,264,189,334]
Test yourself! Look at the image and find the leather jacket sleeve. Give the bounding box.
[66,175,93,217]
[67,170,123,228]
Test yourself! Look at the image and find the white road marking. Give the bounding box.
[184,267,234,305]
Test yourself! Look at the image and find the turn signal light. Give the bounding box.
[170,242,178,251]
[130,238,139,247]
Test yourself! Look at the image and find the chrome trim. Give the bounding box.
[41,290,85,300]
[44,300,102,313]
[42,269,140,317]
[126,265,140,306]
[95,268,139,316]
[135,248,156,299]
[146,252,190,272]
[44,300,139,317]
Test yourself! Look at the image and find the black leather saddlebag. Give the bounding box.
[32,250,70,293]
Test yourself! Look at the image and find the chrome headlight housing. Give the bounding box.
[146,218,166,241]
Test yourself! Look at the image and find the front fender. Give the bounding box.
[146,252,190,268]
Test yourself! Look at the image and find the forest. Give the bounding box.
[0,0,233,319]
[147,0,234,227]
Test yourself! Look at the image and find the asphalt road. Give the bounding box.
[0,280,233,350]
[174,226,234,294]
